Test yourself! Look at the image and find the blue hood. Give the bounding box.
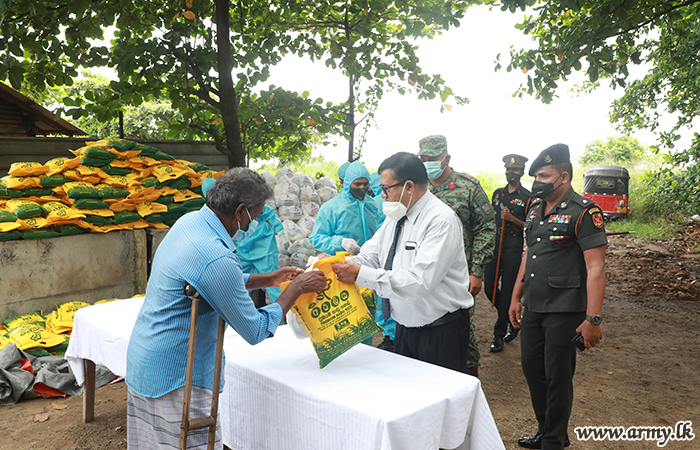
[343,161,370,186]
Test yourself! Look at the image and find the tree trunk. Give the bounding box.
[347,72,355,162]
[215,0,246,168]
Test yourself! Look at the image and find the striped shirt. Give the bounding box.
[126,205,283,398]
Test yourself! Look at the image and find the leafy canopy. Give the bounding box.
[497,0,700,214]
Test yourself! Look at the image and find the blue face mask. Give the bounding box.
[424,156,447,180]
[233,208,258,241]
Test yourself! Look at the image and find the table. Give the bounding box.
[66,298,505,450]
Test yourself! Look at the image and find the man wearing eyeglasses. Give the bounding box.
[332,152,473,372]
[418,135,497,378]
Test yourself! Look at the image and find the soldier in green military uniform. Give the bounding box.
[418,135,497,378]
[509,144,607,450]
[484,154,532,353]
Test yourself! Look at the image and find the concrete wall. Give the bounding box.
[0,230,148,321]
[0,136,228,177]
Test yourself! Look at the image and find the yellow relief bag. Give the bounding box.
[283,253,383,369]
[173,189,201,203]
[77,165,109,180]
[9,162,49,177]
[7,322,66,350]
[88,223,121,233]
[54,300,91,329]
[43,201,85,224]
[45,156,81,176]
[3,310,45,330]
[135,200,168,217]
[16,216,50,230]
[152,164,188,183]
[117,219,150,230]
[0,222,20,232]
[2,175,40,189]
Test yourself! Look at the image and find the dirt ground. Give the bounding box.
[1,228,698,450]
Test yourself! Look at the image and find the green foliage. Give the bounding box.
[497,0,700,215]
[0,0,473,168]
[279,1,475,160]
[579,136,649,165]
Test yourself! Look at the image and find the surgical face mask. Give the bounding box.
[531,173,563,199]
[506,171,522,185]
[424,155,447,180]
[233,208,258,241]
[382,182,413,221]
[349,186,369,201]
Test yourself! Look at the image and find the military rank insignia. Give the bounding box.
[548,215,571,224]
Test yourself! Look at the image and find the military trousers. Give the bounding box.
[520,309,585,450]
[484,237,523,338]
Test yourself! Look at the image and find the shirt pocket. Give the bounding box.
[547,275,581,289]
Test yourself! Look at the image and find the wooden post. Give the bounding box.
[83,359,96,423]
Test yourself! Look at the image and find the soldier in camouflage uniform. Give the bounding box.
[418,135,497,378]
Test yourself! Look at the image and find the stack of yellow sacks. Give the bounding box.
[0,139,224,241]
[0,297,129,357]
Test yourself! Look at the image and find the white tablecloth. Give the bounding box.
[66,298,505,450]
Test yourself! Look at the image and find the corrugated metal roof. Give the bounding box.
[0,82,86,136]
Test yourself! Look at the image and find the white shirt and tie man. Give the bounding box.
[333,152,474,372]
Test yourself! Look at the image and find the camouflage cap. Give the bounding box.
[503,154,528,169]
[418,135,447,157]
[529,143,570,176]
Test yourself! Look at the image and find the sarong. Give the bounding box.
[127,385,222,450]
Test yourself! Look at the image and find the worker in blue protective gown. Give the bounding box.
[367,171,396,351]
[337,161,351,189]
[369,171,386,228]
[203,178,284,305]
[309,160,380,255]
[233,204,285,305]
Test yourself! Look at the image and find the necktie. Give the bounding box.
[381,216,407,320]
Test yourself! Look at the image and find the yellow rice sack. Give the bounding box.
[7,322,66,350]
[45,156,81,176]
[16,216,50,230]
[43,201,86,224]
[5,199,46,219]
[173,189,201,203]
[2,175,41,189]
[283,253,383,369]
[9,162,49,177]
[77,165,109,180]
[3,310,44,330]
[0,222,20,232]
[152,164,188,183]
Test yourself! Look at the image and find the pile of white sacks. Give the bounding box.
[260,167,338,269]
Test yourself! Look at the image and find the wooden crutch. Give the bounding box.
[180,284,226,450]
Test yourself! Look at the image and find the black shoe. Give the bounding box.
[490,336,504,353]
[517,433,542,449]
[504,326,520,343]
[517,433,570,449]
[377,336,394,352]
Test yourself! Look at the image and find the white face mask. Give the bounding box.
[233,208,258,241]
[382,182,413,222]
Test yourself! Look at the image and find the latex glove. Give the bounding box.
[341,238,361,255]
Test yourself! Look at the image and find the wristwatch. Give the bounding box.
[585,314,602,325]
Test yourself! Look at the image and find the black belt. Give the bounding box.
[420,308,469,328]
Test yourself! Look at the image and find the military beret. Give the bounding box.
[503,154,528,169]
[528,143,570,176]
[418,135,447,157]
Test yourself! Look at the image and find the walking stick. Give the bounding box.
[492,217,505,308]
[180,284,226,450]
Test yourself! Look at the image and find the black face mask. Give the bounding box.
[349,186,369,201]
[506,172,522,185]
[531,173,563,199]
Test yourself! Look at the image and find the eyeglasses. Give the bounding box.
[379,182,404,196]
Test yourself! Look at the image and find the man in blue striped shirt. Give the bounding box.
[126,168,326,450]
